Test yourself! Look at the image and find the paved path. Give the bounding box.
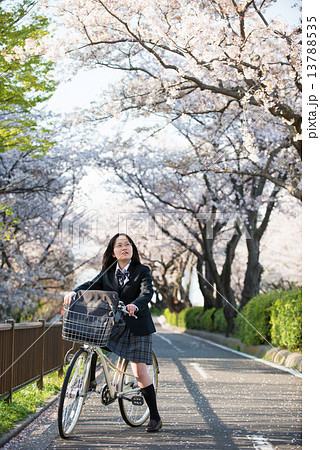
[4,318,302,449]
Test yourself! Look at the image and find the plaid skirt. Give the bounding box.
[106,322,153,365]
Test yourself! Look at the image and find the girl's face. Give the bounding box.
[112,235,133,265]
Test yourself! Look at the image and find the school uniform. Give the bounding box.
[73,262,156,364]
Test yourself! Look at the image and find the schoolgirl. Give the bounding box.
[64,233,162,432]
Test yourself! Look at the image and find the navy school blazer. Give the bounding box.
[73,263,156,336]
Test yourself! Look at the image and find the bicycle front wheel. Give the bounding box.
[118,349,159,427]
[58,348,91,439]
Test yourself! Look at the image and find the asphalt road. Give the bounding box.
[4,318,302,449]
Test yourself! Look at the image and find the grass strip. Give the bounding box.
[0,370,64,437]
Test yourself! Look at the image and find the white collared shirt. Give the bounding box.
[115,260,131,286]
[115,260,139,312]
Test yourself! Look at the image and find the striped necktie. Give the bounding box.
[116,269,129,287]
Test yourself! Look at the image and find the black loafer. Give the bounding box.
[89,380,97,391]
[146,419,162,432]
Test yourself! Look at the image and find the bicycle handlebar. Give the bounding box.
[118,301,138,319]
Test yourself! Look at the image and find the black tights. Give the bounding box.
[90,353,98,382]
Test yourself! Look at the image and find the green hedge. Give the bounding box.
[164,308,178,326]
[183,307,203,329]
[165,306,227,333]
[235,288,302,352]
[163,287,302,353]
[234,290,283,346]
[270,289,302,352]
[212,308,228,333]
[164,306,216,332]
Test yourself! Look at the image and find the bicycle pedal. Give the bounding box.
[131,396,144,406]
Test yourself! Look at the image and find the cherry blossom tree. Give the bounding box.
[35,0,302,330]
[91,123,283,333]
[45,0,301,161]
[167,116,292,308]
[0,145,68,320]
[139,240,193,313]
[0,0,56,238]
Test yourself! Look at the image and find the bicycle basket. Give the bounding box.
[62,290,120,346]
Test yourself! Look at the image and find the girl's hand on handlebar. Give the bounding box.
[126,303,138,317]
[64,291,76,306]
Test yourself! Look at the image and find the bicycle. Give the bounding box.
[58,298,160,439]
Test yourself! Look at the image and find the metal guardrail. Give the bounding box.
[0,319,75,402]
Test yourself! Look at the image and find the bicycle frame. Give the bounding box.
[85,345,141,400]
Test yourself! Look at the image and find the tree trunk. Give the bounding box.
[240,184,280,309]
[240,237,263,309]
[178,284,192,308]
[220,229,242,335]
[196,258,215,310]
[153,291,166,310]
[152,278,175,312]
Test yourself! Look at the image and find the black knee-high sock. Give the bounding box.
[141,384,161,422]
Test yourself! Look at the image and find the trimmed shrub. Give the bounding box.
[270,288,302,352]
[163,288,302,354]
[212,308,228,333]
[199,307,216,332]
[165,306,226,333]
[163,308,170,322]
[165,307,206,328]
[234,290,284,346]
[164,308,178,326]
[179,306,203,330]
[176,306,215,331]
[184,307,203,329]
[176,307,188,327]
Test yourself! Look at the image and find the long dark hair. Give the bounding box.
[102,233,140,270]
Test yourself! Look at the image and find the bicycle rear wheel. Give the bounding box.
[118,349,159,427]
[58,348,91,439]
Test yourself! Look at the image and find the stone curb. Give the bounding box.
[158,315,302,373]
